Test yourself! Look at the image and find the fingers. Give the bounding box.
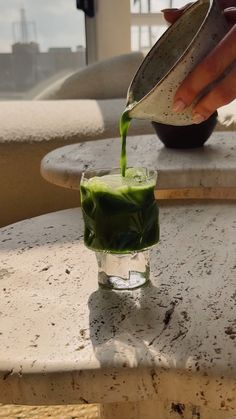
[219,0,236,9]
[192,64,236,123]
[162,9,182,24]
[173,25,236,118]
[162,1,236,25]
[224,6,236,23]
[163,1,236,123]
[162,3,193,24]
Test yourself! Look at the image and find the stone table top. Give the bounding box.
[0,203,235,409]
[40,132,236,190]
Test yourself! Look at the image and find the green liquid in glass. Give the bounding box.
[80,169,159,253]
[81,105,159,254]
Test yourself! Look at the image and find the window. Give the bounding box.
[0,0,86,100]
[0,1,189,99]
[130,0,187,52]
[131,0,171,13]
[131,0,188,13]
[131,0,167,52]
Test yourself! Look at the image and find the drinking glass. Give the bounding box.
[80,168,159,290]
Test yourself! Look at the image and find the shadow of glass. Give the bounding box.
[88,280,185,369]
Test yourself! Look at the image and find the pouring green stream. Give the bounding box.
[119,110,131,177]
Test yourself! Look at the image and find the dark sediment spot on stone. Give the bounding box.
[75,345,85,351]
[171,403,185,415]
[225,326,236,338]
[40,266,50,272]
[163,302,176,328]
[3,369,13,380]
[80,329,86,338]
[80,397,88,404]
[181,310,190,321]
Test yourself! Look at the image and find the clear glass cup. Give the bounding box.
[80,168,159,290]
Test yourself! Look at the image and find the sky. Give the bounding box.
[0,0,86,52]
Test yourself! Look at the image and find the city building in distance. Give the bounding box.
[0,8,86,100]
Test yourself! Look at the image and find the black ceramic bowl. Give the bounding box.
[152,111,218,149]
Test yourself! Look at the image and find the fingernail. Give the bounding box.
[193,113,205,124]
[161,8,178,12]
[224,6,236,11]
[173,99,186,113]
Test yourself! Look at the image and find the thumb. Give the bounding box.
[224,7,236,23]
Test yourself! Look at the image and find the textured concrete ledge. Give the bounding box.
[41,132,236,190]
[0,100,235,145]
[0,100,153,144]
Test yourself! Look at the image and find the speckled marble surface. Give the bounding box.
[0,204,235,411]
[40,132,236,190]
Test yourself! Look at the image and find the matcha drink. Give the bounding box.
[80,168,159,254]
[80,107,159,289]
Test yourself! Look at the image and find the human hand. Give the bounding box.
[162,1,236,123]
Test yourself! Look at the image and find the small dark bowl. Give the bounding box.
[152,111,218,149]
